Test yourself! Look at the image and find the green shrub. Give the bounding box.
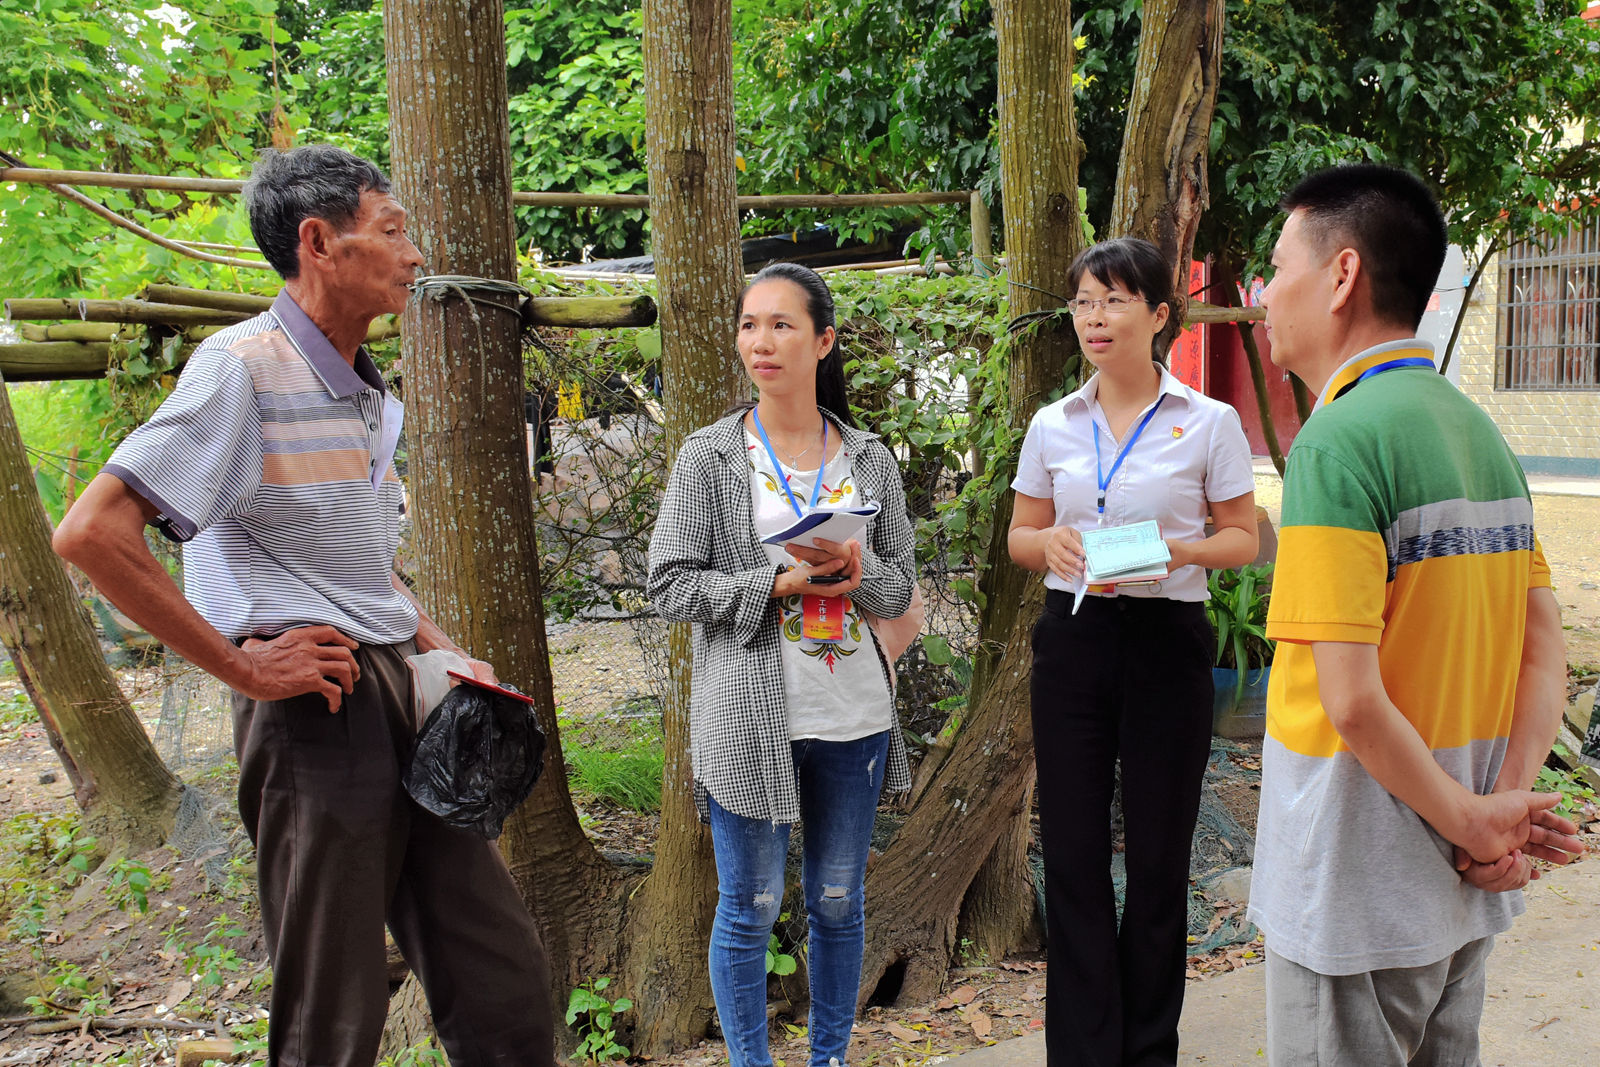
[1206,563,1275,703]
[565,976,632,1064]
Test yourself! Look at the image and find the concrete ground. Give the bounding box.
[941,852,1599,1066]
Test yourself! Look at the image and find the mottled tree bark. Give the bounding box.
[1111,0,1225,347]
[0,370,182,850]
[621,0,747,1052]
[384,0,623,1048]
[859,0,1083,1003]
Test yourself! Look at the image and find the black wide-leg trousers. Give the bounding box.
[234,640,555,1067]
[1031,591,1216,1067]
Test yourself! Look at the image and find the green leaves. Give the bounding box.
[1206,564,1275,704]
[830,272,1010,606]
[765,933,798,976]
[735,0,998,257]
[1197,0,1600,276]
[0,0,269,296]
[565,976,632,1064]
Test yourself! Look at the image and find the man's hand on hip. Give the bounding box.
[239,625,361,712]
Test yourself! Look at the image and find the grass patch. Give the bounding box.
[565,733,664,813]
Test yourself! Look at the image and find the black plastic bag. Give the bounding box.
[403,678,546,839]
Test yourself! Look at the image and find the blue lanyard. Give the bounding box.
[751,407,827,519]
[1092,395,1166,515]
[1331,355,1435,403]
[1355,356,1434,384]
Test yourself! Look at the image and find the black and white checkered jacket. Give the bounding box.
[647,409,917,823]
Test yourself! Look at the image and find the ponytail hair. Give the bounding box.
[736,262,856,428]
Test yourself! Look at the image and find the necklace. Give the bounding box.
[764,422,825,467]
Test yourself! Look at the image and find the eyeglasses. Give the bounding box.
[1068,295,1150,317]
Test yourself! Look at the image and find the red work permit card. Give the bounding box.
[801,594,845,641]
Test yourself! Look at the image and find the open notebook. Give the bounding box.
[760,502,880,549]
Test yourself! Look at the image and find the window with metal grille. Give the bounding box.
[1496,216,1600,391]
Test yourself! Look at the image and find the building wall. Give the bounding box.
[1454,258,1600,478]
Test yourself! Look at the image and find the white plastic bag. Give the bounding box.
[405,649,475,732]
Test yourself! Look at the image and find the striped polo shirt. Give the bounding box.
[104,290,418,645]
[1249,341,1551,975]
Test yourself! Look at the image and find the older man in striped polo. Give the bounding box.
[55,145,555,1067]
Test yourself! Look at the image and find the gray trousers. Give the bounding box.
[1265,936,1494,1067]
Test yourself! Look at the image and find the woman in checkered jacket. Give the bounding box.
[647,262,918,1067]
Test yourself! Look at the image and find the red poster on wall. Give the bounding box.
[1169,259,1208,391]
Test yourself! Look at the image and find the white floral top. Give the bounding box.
[746,429,893,743]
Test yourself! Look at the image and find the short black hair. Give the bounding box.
[1280,164,1446,329]
[1067,237,1175,361]
[243,146,391,280]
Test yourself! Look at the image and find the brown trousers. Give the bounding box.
[234,640,555,1067]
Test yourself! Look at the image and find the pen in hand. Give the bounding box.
[1071,566,1088,615]
[806,573,883,585]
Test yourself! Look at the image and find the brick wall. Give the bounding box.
[1454,257,1600,477]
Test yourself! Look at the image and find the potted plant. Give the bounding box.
[1206,562,1275,739]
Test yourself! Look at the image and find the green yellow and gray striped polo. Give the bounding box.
[1249,341,1551,975]
[104,290,417,645]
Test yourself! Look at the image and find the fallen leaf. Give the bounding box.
[947,985,978,1005]
[885,1022,920,1043]
[966,1011,993,1038]
[162,978,192,1008]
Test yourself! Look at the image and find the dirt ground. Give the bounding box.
[0,485,1595,1066]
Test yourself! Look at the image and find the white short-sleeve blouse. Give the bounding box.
[1011,364,1255,601]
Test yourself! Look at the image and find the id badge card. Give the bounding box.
[801,594,845,641]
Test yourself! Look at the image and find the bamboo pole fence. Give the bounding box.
[0,166,1268,383]
[1,165,988,271]
[1,285,657,383]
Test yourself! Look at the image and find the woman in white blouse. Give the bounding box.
[647,262,918,1067]
[1007,238,1258,1066]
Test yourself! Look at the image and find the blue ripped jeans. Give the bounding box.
[707,731,890,1067]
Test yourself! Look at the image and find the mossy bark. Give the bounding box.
[0,369,182,849]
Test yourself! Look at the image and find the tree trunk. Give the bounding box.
[956,774,1042,962]
[0,370,182,850]
[384,0,623,1046]
[1439,233,1500,378]
[1111,0,1225,341]
[377,975,436,1062]
[621,0,747,1053]
[858,0,1084,1007]
[860,585,1047,1006]
[968,0,1085,709]
[866,0,1233,994]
